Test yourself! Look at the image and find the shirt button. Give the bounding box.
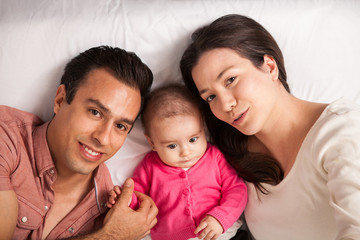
[183,189,190,195]
[68,227,75,233]
[44,206,49,211]
[49,169,55,175]
[179,172,186,178]
[21,216,28,223]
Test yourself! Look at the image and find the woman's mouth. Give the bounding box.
[232,108,249,125]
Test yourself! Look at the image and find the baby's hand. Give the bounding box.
[194,215,224,240]
[106,185,121,208]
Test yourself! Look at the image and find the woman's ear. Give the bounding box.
[53,84,67,114]
[263,55,279,81]
[144,134,156,151]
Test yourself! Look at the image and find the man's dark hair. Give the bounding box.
[60,45,153,107]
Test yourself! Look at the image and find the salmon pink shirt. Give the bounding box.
[0,106,113,239]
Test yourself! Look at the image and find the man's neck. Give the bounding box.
[42,171,94,239]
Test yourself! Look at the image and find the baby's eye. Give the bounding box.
[226,76,236,86]
[206,95,215,103]
[167,144,177,149]
[189,137,198,143]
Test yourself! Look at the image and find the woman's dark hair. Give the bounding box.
[60,45,153,110]
[180,14,288,193]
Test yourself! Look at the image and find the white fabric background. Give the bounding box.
[1,0,360,185]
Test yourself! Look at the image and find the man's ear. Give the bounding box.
[144,134,156,151]
[53,84,67,114]
[263,55,279,81]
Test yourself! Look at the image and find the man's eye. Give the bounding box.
[167,144,177,149]
[90,109,100,117]
[117,123,127,131]
[189,137,198,143]
[206,95,215,103]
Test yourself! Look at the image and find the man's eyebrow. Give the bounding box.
[86,98,135,126]
[87,99,110,114]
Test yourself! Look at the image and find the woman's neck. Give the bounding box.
[253,93,327,176]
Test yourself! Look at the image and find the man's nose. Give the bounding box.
[93,121,112,146]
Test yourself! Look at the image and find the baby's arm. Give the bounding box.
[107,154,153,210]
[194,215,224,240]
[204,146,248,233]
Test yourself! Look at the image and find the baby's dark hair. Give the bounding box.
[141,82,203,136]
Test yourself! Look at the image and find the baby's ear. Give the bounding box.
[144,134,156,151]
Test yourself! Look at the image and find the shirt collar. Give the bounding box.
[33,121,55,176]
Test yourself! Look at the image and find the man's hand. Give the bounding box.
[194,215,224,240]
[100,178,158,239]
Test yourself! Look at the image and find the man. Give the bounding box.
[0,46,158,239]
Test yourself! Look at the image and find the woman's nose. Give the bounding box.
[219,94,236,112]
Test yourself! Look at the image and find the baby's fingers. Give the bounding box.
[194,221,207,235]
[114,185,121,195]
[109,191,117,203]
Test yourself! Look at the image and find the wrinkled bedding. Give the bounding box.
[1,0,359,185]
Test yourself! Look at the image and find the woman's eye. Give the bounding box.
[90,109,101,117]
[189,137,198,143]
[206,95,215,103]
[226,76,236,86]
[167,144,177,149]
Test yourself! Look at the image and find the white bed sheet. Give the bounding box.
[1,0,360,185]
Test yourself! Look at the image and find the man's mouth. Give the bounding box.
[79,142,103,161]
[83,144,100,156]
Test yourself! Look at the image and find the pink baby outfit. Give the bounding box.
[132,144,247,240]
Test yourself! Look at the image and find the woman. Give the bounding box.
[180,14,360,240]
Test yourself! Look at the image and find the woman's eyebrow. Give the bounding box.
[199,65,234,96]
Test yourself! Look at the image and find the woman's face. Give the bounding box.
[191,48,279,136]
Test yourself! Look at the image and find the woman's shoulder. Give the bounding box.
[328,98,360,113]
[315,98,360,129]
[305,98,360,163]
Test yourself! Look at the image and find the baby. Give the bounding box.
[108,83,247,240]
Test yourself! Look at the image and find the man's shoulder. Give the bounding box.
[0,105,43,127]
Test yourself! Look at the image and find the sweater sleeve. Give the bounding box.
[127,153,152,209]
[206,147,248,232]
[316,106,360,239]
[130,152,153,208]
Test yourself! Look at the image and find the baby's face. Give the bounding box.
[147,114,207,168]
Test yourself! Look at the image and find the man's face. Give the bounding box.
[47,68,141,176]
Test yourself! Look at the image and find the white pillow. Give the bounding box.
[1,0,359,185]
